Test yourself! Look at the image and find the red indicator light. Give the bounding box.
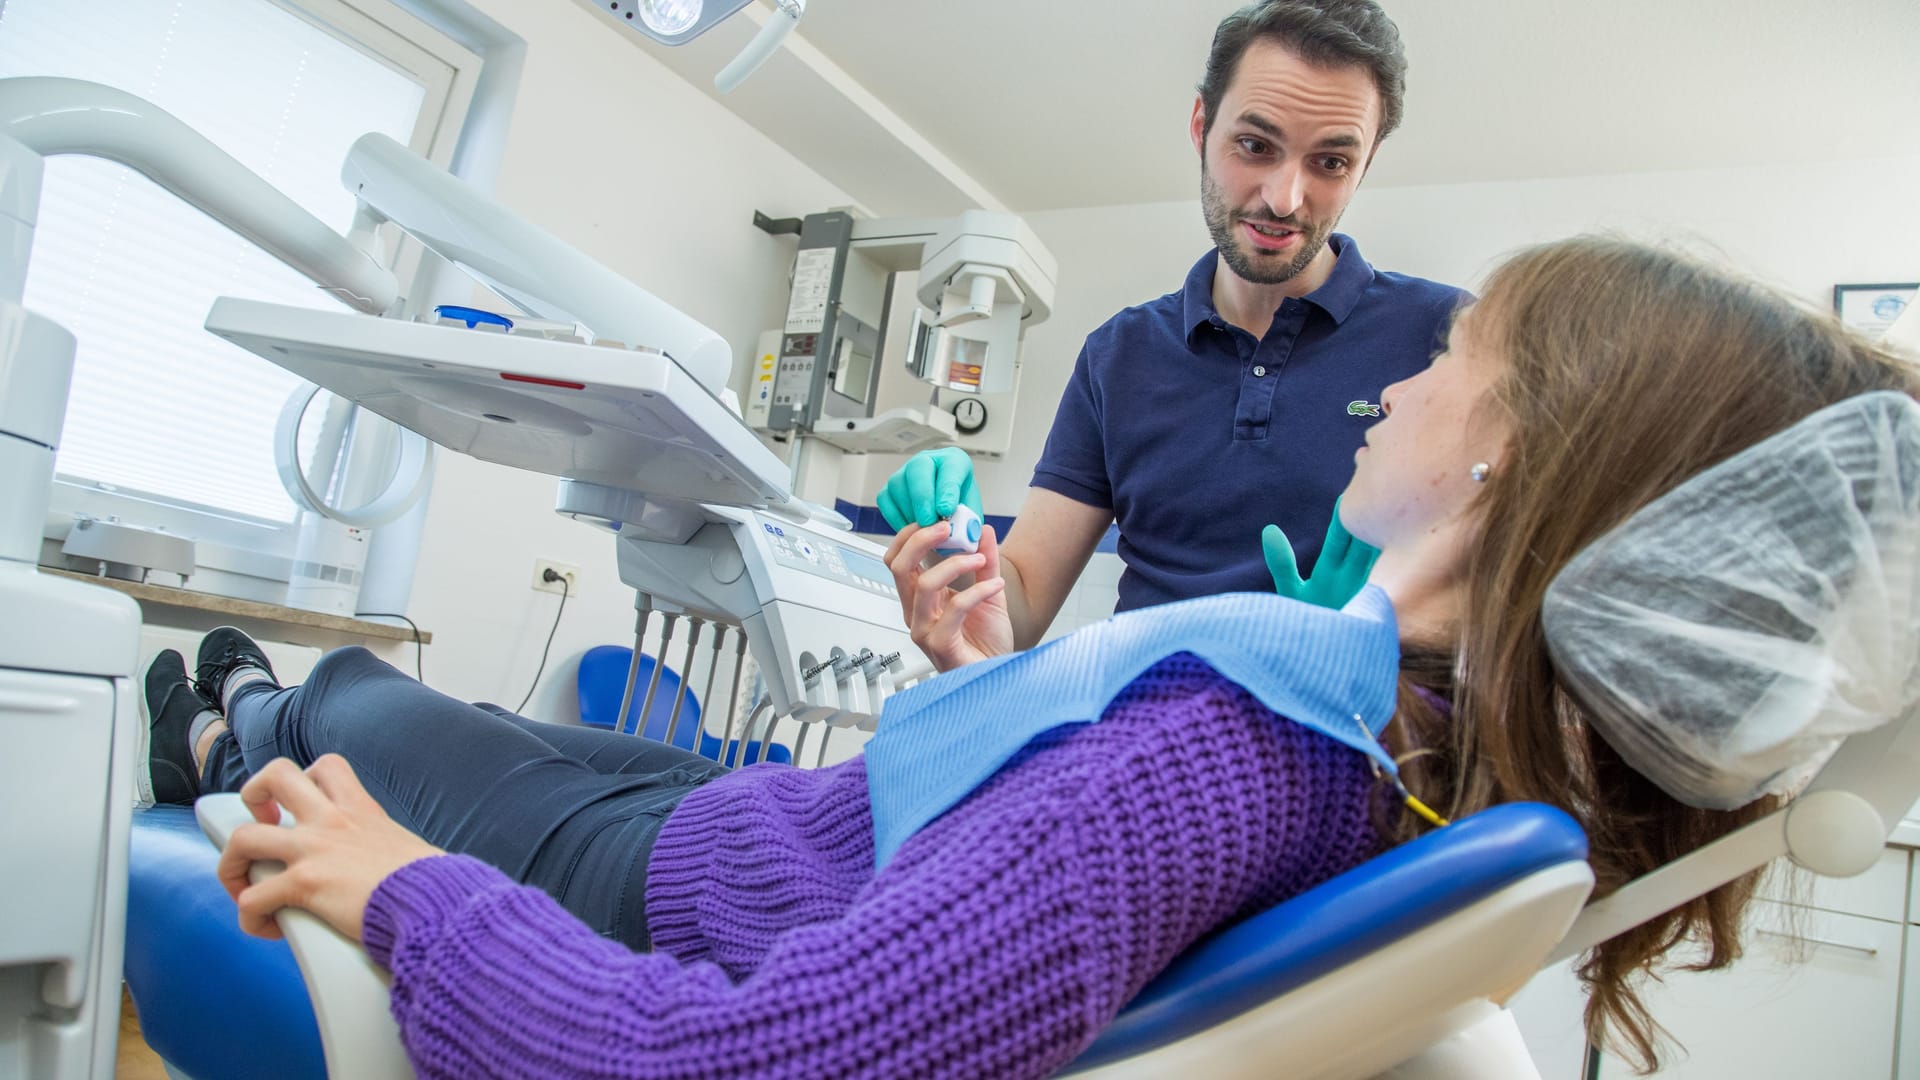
[500,372,585,390]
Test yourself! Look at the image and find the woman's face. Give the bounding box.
[1341,305,1511,549]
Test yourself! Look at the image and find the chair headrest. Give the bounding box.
[1543,391,1920,809]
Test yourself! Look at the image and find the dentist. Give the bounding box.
[882,0,1467,669]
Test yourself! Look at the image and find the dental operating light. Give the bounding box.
[639,0,702,36]
[572,0,807,94]
[568,0,741,42]
[573,0,748,42]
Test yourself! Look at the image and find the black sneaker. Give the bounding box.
[144,650,216,805]
[193,626,279,705]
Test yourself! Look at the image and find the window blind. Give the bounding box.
[0,0,426,522]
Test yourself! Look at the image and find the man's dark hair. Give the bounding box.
[1198,0,1407,145]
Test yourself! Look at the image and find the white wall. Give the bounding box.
[370,0,852,706]
[1345,155,1920,308]
[945,154,1920,623]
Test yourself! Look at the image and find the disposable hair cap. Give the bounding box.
[1543,391,1920,810]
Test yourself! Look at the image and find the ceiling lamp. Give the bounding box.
[576,0,807,94]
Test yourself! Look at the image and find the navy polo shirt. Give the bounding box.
[1030,234,1468,613]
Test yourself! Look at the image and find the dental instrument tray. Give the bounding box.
[205,298,794,510]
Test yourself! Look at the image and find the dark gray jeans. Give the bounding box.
[200,646,726,950]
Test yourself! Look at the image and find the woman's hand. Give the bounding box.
[884,519,1014,671]
[216,754,443,943]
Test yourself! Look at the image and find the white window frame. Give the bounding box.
[37,0,482,598]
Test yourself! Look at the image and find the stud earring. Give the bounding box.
[1470,462,1491,483]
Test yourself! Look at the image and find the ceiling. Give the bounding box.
[628,0,1920,216]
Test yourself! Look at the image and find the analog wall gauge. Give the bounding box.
[953,396,989,435]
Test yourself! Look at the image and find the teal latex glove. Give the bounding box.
[877,446,984,531]
[1261,499,1380,609]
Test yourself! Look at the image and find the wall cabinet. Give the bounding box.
[1595,902,1902,1078]
[1508,959,1592,1080]
[1512,847,1916,1079]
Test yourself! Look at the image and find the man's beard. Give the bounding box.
[1201,165,1334,286]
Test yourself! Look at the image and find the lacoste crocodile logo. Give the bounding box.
[1347,400,1382,417]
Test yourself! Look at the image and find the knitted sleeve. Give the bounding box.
[362,657,1379,1079]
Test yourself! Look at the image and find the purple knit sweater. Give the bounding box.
[362,656,1381,1078]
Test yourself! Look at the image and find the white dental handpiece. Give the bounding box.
[932,503,983,555]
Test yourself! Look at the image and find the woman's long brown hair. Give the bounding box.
[1379,237,1919,1071]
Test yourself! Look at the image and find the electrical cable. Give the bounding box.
[664,617,704,747]
[746,697,782,766]
[728,694,772,769]
[617,602,654,736]
[514,572,569,713]
[636,613,677,735]
[356,611,424,682]
[695,626,727,762]
[717,635,749,766]
[792,721,810,767]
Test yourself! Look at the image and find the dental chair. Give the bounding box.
[122,391,1919,1079]
[573,644,789,764]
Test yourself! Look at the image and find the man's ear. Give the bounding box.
[1190,95,1208,158]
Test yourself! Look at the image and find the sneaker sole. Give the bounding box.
[135,696,156,808]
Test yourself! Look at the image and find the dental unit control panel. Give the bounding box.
[759,520,899,600]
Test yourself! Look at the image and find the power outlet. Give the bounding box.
[532,559,579,595]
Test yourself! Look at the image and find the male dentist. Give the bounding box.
[882,0,1467,670]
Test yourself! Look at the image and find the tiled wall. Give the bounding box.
[1040,551,1125,643]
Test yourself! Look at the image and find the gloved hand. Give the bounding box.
[1261,499,1380,609]
[877,446,984,531]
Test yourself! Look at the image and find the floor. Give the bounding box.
[118,984,169,1080]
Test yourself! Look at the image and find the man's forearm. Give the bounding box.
[990,491,1112,651]
[995,549,1050,651]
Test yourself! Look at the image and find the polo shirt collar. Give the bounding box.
[1307,233,1371,325]
[1181,233,1375,347]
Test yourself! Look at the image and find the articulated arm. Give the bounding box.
[0,76,397,314]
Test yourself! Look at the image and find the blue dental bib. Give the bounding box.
[866,586,1405,867]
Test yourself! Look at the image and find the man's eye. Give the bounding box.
[1316,156,1350,174]
[1237,137,1270,156]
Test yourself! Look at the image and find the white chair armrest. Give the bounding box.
[195,792,413,1079]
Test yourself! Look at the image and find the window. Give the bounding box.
[0,0,479,592]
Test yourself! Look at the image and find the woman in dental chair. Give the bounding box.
[143,236,1917,1079]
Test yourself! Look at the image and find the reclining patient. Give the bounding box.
[141,236,1917,1077]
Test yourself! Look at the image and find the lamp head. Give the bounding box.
[575,0,754,45]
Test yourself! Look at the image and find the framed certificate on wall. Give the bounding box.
[1833,282,1919,337]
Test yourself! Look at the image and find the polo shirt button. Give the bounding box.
[1253,365,1267,377]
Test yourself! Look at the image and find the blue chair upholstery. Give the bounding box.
[125,805,326,1080]
[1070,802,1587,1069]
[125,799,1582,1079]
[576,644,696,738]
[576,644,789,765]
